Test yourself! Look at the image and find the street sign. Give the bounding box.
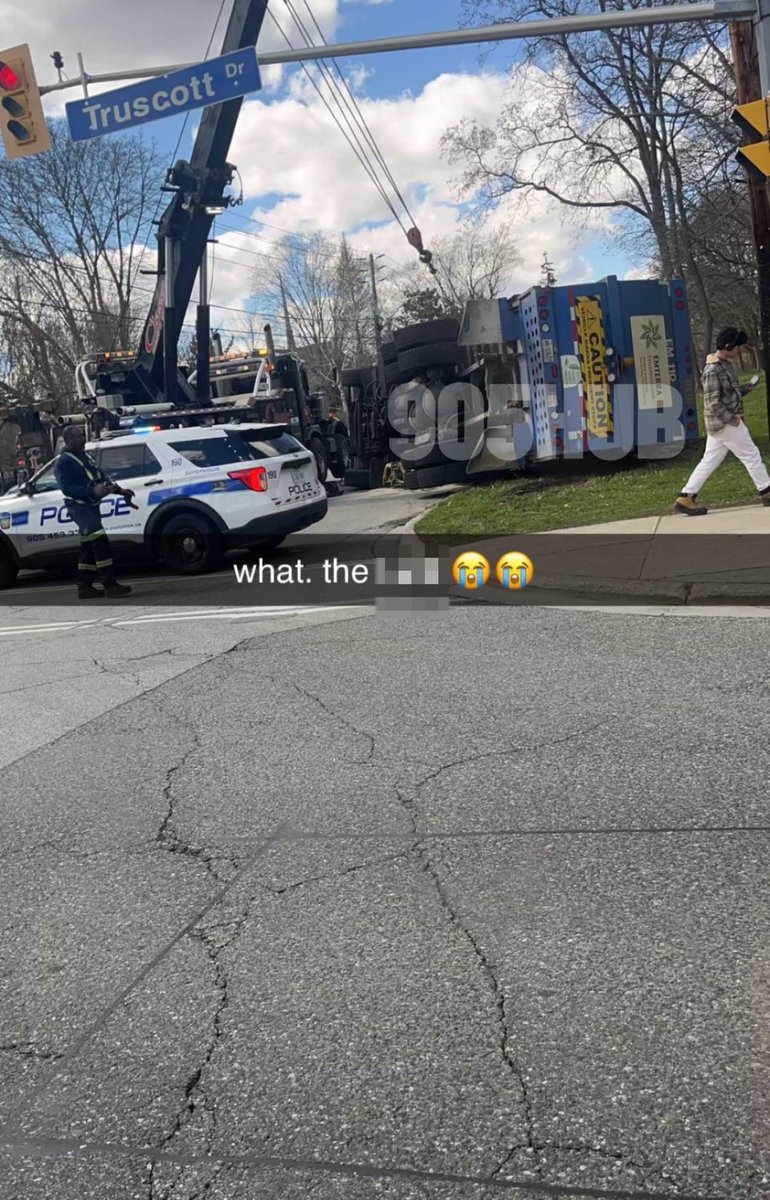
[65,47,261,143]
[732,96,770,179]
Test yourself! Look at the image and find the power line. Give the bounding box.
[266,6,408,235]
[292,0,418,229]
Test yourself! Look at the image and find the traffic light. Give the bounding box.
[0,44,50,160]
[733,97,770,180]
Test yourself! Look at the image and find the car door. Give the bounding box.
[16,459,80,563]
[92,441,166,547]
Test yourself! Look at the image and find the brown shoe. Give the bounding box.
[674,494,708,516]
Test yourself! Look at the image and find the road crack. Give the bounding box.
[156,738,239,886]
[416,846,541,1178]
[257,851,411,897]
[0,1042,63,1062]
[290,684,375,764]
[411,721,610,794]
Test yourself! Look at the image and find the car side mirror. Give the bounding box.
[20,481,35,497]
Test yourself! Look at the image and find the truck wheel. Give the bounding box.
[158,512,224,575]
[404,463,468,490]
[344,468,370,490]
[368,457,385,489]
[397,344,467,375]
[0,545,18,590]
[334,432,351,477]
[309,435,328,483]
[394,319,460,352]
[383,361,404,386]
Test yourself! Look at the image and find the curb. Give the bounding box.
[533,574,690,602]
[532,574,770,604]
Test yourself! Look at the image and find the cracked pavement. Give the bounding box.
[1,604,770,1198]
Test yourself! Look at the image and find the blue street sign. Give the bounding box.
[66,48,262,142]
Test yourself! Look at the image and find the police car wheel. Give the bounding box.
[0,546,18,590]
[158,512,224,575]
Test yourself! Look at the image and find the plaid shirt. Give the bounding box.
[701,354,751,435]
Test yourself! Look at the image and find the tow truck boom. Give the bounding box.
[126,0,269,409]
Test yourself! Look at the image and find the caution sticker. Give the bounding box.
[575,296,613,436]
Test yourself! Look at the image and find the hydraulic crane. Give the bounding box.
[104,0,270,410]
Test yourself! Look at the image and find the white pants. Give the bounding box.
[682,420,770,495]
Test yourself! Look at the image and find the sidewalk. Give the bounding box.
[529,503,770,602]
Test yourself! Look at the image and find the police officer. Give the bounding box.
[54,425,132,600]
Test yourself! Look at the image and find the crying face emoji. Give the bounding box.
[452,552,491,591]
[496,551,534,590]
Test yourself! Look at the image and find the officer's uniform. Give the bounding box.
[54,450,117,589]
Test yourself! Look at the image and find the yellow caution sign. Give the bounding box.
[575,296,613,437]
[733,97,770,180]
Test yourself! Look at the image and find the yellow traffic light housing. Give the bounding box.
[0,44,51,160]
[733,96,770,180]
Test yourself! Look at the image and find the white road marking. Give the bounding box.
[0,605,355,638]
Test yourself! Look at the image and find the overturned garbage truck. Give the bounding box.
[342,275,700,491]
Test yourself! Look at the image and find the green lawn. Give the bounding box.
[416,379,770,536]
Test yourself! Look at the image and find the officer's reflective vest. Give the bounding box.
[59,451,103,507]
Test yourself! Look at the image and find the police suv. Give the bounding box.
[0,423,327,588]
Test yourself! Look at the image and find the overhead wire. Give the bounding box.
[291,0,418,230]
[266,6,409,236]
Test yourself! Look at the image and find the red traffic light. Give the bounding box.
[0,62,20,91]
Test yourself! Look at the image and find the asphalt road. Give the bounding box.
[2,480,770,1200]
[1,600,770,1200]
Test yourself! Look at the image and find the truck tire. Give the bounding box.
[309,435,328,483]
[334,432,351,477]
[397,343,467,375]
[383,360,403,386]
[404,463,468,490]
[0,544,18,590]
[394,319,460,352]
[344,468,370,490]
[158,512,224,575]
[368,457,386,489]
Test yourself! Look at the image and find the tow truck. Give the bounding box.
[58,0,346,473]
[75,330,352,483]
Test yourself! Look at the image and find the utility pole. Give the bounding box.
[280,277,297,352]
[731,18,770,426]
[195,244,211,404]
[369,253,385,393]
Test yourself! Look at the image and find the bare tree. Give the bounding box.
[251,233,373,388]
[386,219,522,326]
[445,0,739,360]
[0,124,164,405]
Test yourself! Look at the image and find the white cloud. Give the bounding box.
[15,5,622,334]
[13,0,339,117]
[211,67,612,313]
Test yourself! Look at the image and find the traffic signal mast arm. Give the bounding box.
[129,0,270,409]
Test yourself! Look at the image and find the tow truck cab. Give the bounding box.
[74,347,351,484]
